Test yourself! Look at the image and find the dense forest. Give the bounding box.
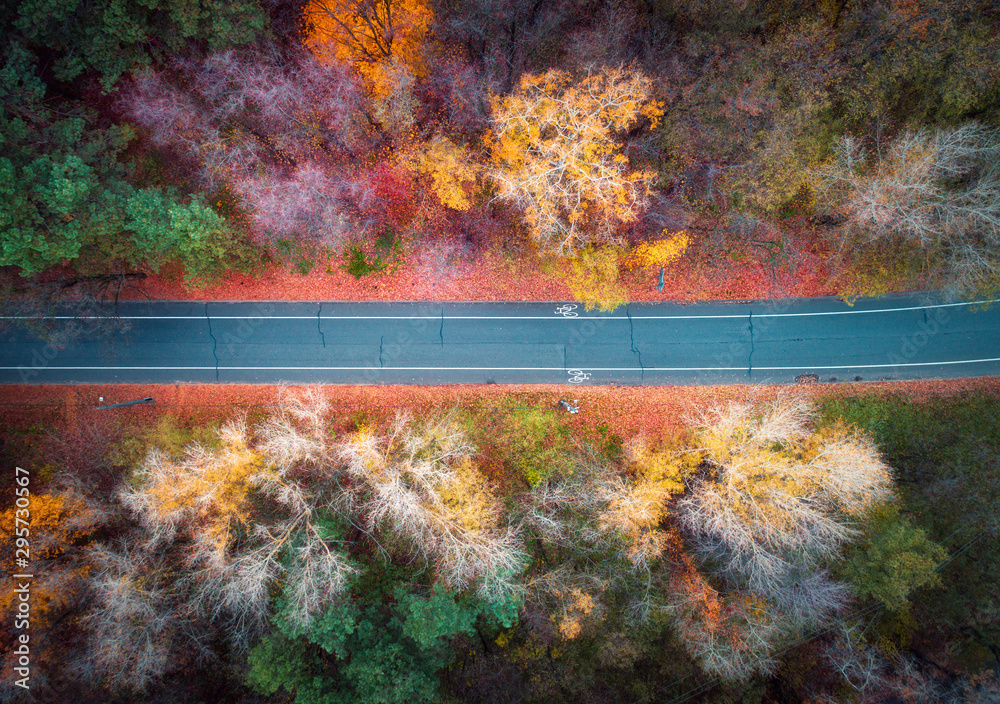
[2,0,1000,309]
[1,389,999,703]
[2,1,1000,702]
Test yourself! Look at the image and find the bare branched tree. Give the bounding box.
[814,123,1000,297]
[668,397,895,681]
[667,560,785,681]
[519,445,684,631]
[124,48,375,250]
[677,600,784,681]
[115,390,359,642]
[596,475,675,573]
[679,397,892,617]
[81,544,184,691]
[117,417,260,549]
[257,386,336,479]
[339,411,526,600]
[114,417,280,647]
[822,620,890,695]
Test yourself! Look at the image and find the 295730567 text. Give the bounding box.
[12,466,32,690]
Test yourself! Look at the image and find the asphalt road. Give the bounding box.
[2,293,999,385]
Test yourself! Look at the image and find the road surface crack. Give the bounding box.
[748,310,755,379]
[379,335,384,368]
[317,303,326,348]
[439,309,444,346]
[205,304,219,382]
[627,307,644,379]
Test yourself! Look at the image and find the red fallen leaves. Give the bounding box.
[116,213,858,302]
[123,238,836,303]
[364,163,417,230]
[5,378,1000,448]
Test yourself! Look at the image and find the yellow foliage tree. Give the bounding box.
[340,412,525,599]
[597,437,690,573]
[679,398,895,624]
[304,0,433,98]
[119,418,264,553]
[562,245,628,312]
[489,67,664,255]
[555,587,598,640]
[110,391,359,645]
[405,134,478,210]
[114,418,284,646]
[627,230,690,269]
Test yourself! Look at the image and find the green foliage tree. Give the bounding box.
[822,394,1000,666]
[124,188,232,280]
[0,45,234,280]
[397,586,478,649]
[250,586,489,704]
[246,630,336,704]
[0,155,109,273]
[6,0,267,89]
[838,506,946,612]
[500,406,576,486]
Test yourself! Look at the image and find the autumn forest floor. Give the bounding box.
[113,216,907,303]
[5,377,998,458]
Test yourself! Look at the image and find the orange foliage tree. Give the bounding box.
[0,490,104,693]
[304,0,433,98]
[668,552,786,681]
[0,491,103,631]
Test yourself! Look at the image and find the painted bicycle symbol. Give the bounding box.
[555,304,579,318]
[567,369,591,384]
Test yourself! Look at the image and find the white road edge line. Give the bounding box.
[1,298,997,321]
[5,357,1000,372]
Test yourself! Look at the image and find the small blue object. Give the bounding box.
[657,267,665,293]
[96,397,154,410]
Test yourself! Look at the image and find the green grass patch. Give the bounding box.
[111,415,221,469]
[499,406,576,487]
[341,227,403,279]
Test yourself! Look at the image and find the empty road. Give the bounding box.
[2,294,999,385]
